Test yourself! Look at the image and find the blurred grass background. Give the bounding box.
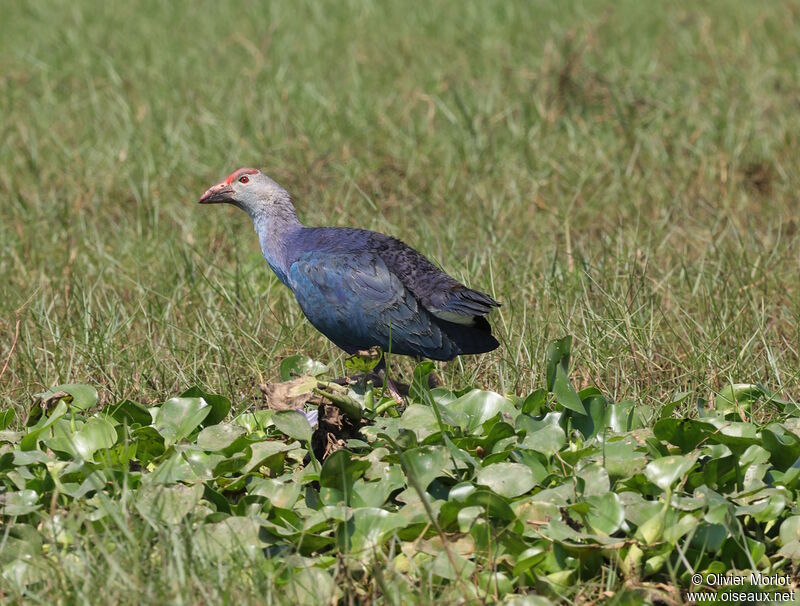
[1,0,798,416]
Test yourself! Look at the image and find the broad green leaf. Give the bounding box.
[197,423,246,451]
[280,354,329,381]
[779,516,800,545]
[517,413,566,457]
[522,389,547,415]
[272,410,313,443]
[653,418,716,452]
[644,455,697,491]
[582,492,624,535]
[180,386,231,426]
[194,516,266,560]
[715,383,763,415]
[476,462,536,498]
[155,397,210,446]
[545,336,571,392]
[445,390,518,432]
[552,365,585,415]
[106,399,152,426]
[73,416,117,461]
[284,567,337,606]
[0,408,15,430]
[136,483,203,524]
[20,401,68,451]
[50,384,98,411]
[401,445,449,490]
[2,490,40,516]
[337,507,406,553]
[762,424,800,470]
[320,450,370,505]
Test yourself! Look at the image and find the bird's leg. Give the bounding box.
[371,354,406,403]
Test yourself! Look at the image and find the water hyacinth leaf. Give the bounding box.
[779,516,800,545]
[249,477,302,508]
[761,424,800,470]
[20,401,68,451]
[552,365,585,416]
[284,567,338,606]
[155,397,210,446]
[106,399,152,426]
[645,455,697,491]
[195,516,266,560]
[0,408,15,430]
[320,450,370,504]
[73,416,117,461]
[653,418,715,453]
[445,390,518,432]
[605,400,645,432]
[180,386,231,426]
[401,445,449,490]
[517,413,566,457]
[583,492,625,535]
[272,410,313,443]
[131,426,166,465]
[715,383,763,415]
[337,507,406,553]
[522,388,547,415]
[280,354,329,381]
[50,384,98,411]
[476,462,536,498]
[197,423,246,451]
[1,490,40,516]
[545,336,571,392]
[135,483,203,524]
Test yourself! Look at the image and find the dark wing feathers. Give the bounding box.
[371,234,500,325]
[288,252,460,360]
[286,231,500,360]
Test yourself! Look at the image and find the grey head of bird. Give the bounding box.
[198,168,295,221]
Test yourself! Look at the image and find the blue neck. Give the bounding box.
[252,211,303,287]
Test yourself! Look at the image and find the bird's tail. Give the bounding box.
[435,315,500,356]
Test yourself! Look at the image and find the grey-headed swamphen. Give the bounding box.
[199,168,500,363]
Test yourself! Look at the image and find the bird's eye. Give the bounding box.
[239,175,249,184]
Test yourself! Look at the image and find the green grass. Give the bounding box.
[1,0,800,603]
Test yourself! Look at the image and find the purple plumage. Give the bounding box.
[200,168,500,361]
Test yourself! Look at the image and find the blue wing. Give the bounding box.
[288,252,459,359]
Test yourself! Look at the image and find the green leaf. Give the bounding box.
[179,386,231,426]
[401,445,449,490]
[521,389,547,415]
[545,336,572,392]
[552,364,585,415]
[1,490,40,516]
[196,423,246,451]
[272,410,313,443]
[337,507,406,553]
[476,462,536,498]
[653,418,716,452]
[320,450,370,505]
[715,383,763,415]
[0,408,15,430]
[106,399,152,426]
[20,401,68,451]
[136,483,203,524]
[51,384,98,411]
[644,454,697,491]
[280,355,329,381]
[444,389,518,432]
[73,416,117,461]
[155,397,211,447]
[582,492,625,535]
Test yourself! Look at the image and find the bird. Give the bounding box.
[199,168,500,365]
